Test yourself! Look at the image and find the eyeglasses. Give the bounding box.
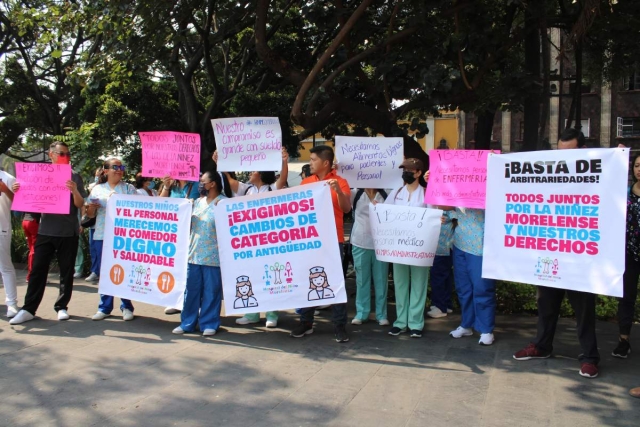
[53,151,71,157]
[105,165,126,171]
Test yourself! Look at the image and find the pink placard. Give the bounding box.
[425,150,498,209]
[12,163,71,214]
[140,131,201,180]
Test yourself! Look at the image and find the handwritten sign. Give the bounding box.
[139,131,200,180]
[369,203,442,267]
[335,136,404,188]
[211,117,282,172]
[12,163,71,214]
[425,150,497,209]
[215,182,346,314]
[99,195,192,308]
[482,148,627,297]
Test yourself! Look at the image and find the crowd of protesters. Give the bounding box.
[2,130,640,395]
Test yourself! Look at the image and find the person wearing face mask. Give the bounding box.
[172,170,231,336]
[212,148,289,328]
[10,142,87,325]
[385,158,430,338]
[87,158,138,322]
[134,173,158,197]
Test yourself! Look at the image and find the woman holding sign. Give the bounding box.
[213,148,289,328]
[88,158,138,322]
[172,170,229,336]
[385,158,429,338]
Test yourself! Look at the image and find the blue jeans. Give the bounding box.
[99,295,134,314]
[452,246,496,334]
[430,253,453,312]
[90,230,102,275]
[181,264,222,332]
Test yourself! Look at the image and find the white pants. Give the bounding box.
[0,232,17,305]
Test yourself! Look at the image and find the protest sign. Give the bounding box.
[425,150,496,209]
[12,162,71,214]
[211,117,282,172]
[335,136,403,188]
[99,195,192,308]
[139,131,200,180]
[369,204,442,267]
[215,182,346,315]
[482,148,628,297]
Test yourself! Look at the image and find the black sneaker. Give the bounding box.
[335,325,349,343]
[388,327,407,336]
[290,322,314,338]
[612,338,631,359]
[410,329,422,338]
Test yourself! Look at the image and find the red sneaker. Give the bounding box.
[579,363,599,378]
[513,343,551,360]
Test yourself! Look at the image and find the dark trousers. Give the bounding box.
[534,285,599,364]
[22,235,79,315]
[618,254,640,336]
[299,243,348,326]
[430,253,453,312]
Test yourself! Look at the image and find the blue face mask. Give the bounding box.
[198,183,208,196]
[148,181,156,190]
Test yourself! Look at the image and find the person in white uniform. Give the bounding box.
[0,169,18,318]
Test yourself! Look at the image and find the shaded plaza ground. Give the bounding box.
[1,265,640,427]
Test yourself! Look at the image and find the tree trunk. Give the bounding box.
[522,2,541,152]
[474,109,496,150]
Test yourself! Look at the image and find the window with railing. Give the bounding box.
[617,117,640,137]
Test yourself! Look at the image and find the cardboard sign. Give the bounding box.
[335,136,404,188]
[12,163,71,214]
[211,117,282,172]
[426,150,496,209]
[140,131,201,180]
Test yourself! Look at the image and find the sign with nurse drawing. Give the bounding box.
[215,182,346,314]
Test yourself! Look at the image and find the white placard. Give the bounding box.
[211,117,282,172]
[98,195,191,308]
[215,182,346,314]
[335,136,403,188]
[369,203,442,267]
[482,148,628,297]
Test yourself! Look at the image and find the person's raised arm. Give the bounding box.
[329,179,351,213]
[275,148,289,189]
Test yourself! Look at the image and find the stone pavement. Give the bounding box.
[1,266,640,427]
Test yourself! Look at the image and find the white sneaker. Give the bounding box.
[172,326,185,334]
[202,329,216,336]
[427,307,447,318]
[235,316,259,325]
[265,319,278,328]
[449,326,473,338]
[85,272,99,282]
[73,272,82,279]
[164,307,181,315]
[57,309,70,321]
[314,310,320,316]
[479,333,495,346]
[122,309,134,321]
[92,311,109,321]
[351,318,363,325]
[7,304,19,318]
[447,308,453,314]
[9,309,34,325]
[378,319,390,326]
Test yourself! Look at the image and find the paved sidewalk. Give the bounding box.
[1,266,640,427]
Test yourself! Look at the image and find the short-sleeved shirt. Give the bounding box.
[0,170,16,234]
[38,171,87,237]
[170,181,199,200]
[188,195,226,266]
[237,182,276,196]
[350,190,386,249]
[431,209,454,256]
[301,170,351,243]
[385,185,426,208]
[452,208,486,256]
[90,182,137,240]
